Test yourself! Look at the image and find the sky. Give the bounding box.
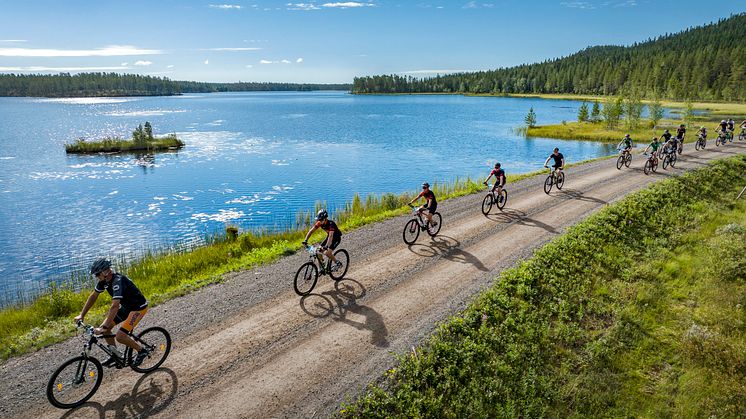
[0,0,744,83]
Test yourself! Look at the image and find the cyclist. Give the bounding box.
[483,162,506,203]
[661,129,672,144]
[727,118,735,133]
[717,120,728,139]
[698,126,708,140]
[543,147,565,174]
[617,134,633,154]
[642,137,662,159]
[408,182,437,227]
[741,120,746,138]
[302,210,342,270]
[75,258,150,367]
[676,124,686,141]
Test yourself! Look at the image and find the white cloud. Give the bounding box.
[203,47,262,51]
[0,45,162,57]
[321,2,375,7]
[260,59,273,64]
[167,64,174,68]
[209,4,242,9]
[134,60,153,66]
[462,1,494,8]
[0,66,130,72]
[281,59,291,64]
[287,3,320,10]
[296,57,303,63]
[121,62,128,66]
[204,59,209,64]
[560,1,596,9]
[245,64,253,68]
[0,39,27,43]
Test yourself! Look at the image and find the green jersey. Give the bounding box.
[649,141,661,151]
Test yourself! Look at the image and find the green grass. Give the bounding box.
[64,134,184,153]
[339,155,746,418]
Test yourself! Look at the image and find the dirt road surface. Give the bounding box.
[2,143,743,418]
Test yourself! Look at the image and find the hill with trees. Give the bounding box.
[0,73,351,97]
[352,13,746,101]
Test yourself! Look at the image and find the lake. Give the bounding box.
[0,91,616,302]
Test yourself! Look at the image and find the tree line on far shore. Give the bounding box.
[0,73,351,97]
[352,14,746,102]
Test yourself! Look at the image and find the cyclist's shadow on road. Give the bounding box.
[299,279,389,348]
[60,368,178,419]
[486,209,558,234]
[407,235,488,272]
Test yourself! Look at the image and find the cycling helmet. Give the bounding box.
[90,258,111,275]
[315,209,328,221]
[624,134,630,138]
[494,162,501,168]
[422,182,430,188]
[664,129,669,133]
[722,120,726,123]
[680,124,685,127]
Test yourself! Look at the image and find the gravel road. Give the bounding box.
[1,142,743,419]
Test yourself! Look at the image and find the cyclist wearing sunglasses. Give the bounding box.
[302,209,343,270]
[409,182,438,227]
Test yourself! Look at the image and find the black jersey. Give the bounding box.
[95,273,148,311]
[549,153,564,167]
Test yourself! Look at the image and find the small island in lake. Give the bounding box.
[65,121,184,153]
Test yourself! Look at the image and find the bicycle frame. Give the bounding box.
[76,322,140,368]
[306,245,332,271]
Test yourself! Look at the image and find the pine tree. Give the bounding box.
[144,121,153,140]
[525,107,537,127]
[577,102,589,122]
[590,101,601,122]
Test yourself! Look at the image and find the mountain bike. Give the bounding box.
[716,131,727,146]
[739,129,746,141]
[294,244,350,295]
[662,147,677,170]
[675,135,684,154]
[643,152,658,175]
[481,183,507,215]
[403,204,442,245]
[47,321,171,409]
[616,148,632,170]
[695,134,706,150]
[543,167,565,194]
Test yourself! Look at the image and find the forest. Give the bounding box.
[352,14,746,101]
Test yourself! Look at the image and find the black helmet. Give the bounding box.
[624,134,630,138]
[316,209,328,221]
[664,129,669,133]
[494,162,501,168]
[90,258,111,275]
[422,182,430,188]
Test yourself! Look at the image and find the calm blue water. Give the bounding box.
[0,92,615,301]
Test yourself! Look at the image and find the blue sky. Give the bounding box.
[0,0,744,83]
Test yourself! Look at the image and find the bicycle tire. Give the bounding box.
[662,155,670,170]
[624,154,632,168]
[677,142,683,155]
[496,189,508,210]
[294,262,318,295]
[652,159,658,172]
[403,219,420,244]
[556,172,565,190]
[670,153,677,167]
[616,155,624,170]
[695,140,701,151]
[644,159,652,175]
[330,249,350,281]
[716,137,722,146]
[128,327,172,373]
[543,175,553,194]
[481,194,493,215]
[427,212,442,236]
[47,355,103,409]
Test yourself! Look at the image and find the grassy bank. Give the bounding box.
[339,155,746,417]
[65,134,184,153]
[525,119,691,143]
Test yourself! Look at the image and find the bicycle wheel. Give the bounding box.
[294,262,318,295]
[556,172,565,190]
[496,189,508,210]
[644,159,652,175]
[543,175,553,194]
[481,194,493,215]
[624,153,632,168]
[330,249,350,281]
[662,155,670,170]
[403,219,420,244]
[695,140,701,151]
[47,356,103,409]
[616,155,624,170]
[427,213,442,236]
[652,159,658,173]
[716,137,722,146]
[128,327,172,373]
[677,142,683,154]
[670,153,677,167]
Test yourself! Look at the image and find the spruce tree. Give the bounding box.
[525,107,537,127]
[577,102,589,122]
[590,101,601,122]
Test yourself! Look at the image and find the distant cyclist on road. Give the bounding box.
[676,124,687,141]
[302,210,343,270]
[717,120,729,138]
[661,129,673,144]
[727,118,735,132]
[75,258,151,367]
[543,147,565,174]
[483,162,507,200]
[698,126,708,140]
[409,182,437,227]
[617,134,633,153]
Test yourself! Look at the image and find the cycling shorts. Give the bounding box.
[323,232,342,250]
[552,164,562,170]
[426,201,437,214]
[114,307,148,333]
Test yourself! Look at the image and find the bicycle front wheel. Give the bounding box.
[644,159,652,175]
[662,155,670,170]
[624,153,632,167]
[294,262,318,295]
[556,172,565,190]
[427,213,442,237]
[330,249,350,281]
[47,356,103,409]
[616,155,624,170]
[496,189,508,210]
[543,175,553,194]
[129,327,172,373]
[403,219,420,244]
[481,194,493,215]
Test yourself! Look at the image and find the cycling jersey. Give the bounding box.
[95,273,148,312]
[621,138,632,148]
[417,189,437,205]
[676,127,686,139]
[661,132,672,142]
[549,153,564,168]
[314,219,340,234]
[719,123,728,132]
[490,168,506,185]
[314,219,342,249]
[649,142,661,152]
[727,121,735,130]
